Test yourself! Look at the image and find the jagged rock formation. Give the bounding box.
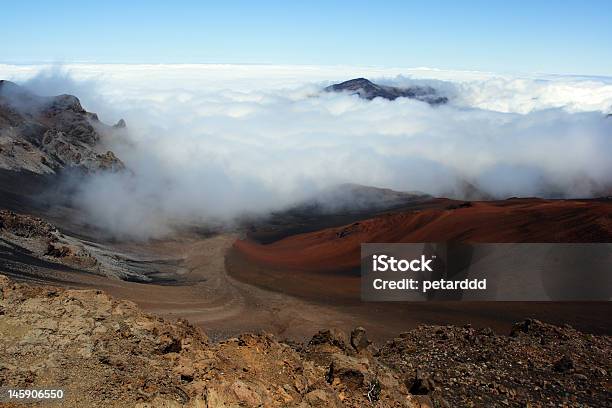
[0,275,609,407]
[325,78,448,105]
[0,275,421,407]
[0,80,124,174]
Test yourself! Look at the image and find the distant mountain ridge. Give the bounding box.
[325,78,448,105]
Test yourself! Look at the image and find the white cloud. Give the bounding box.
[2,64,611,239]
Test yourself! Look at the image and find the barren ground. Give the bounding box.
[4,226,610,343]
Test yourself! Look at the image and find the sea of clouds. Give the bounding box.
[1,64,611,239]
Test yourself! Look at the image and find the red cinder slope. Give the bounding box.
[234,199,612,273]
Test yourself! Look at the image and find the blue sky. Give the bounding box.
[2,0,611,75]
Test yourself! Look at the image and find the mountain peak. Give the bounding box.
[325,77,448,105]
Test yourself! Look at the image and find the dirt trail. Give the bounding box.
[105,233,612,342]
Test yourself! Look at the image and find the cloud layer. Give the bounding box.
[2,64,611,239]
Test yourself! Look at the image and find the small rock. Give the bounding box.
[327,353,371,389]
[309,328,347,350]
[573,373,588,381]
[230,380,262,406]
[350,326,370,352]
[553,355,574,373]
[408,369,436,395]
[303,389,340,407]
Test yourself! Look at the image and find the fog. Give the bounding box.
[3,64,612,239]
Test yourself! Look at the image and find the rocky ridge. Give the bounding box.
[0,80,124,174]
[0,275,609,407]
[0,275,419,408]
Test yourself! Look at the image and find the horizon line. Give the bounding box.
[1,61,612,80]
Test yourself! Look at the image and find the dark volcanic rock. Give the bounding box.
[553,355,574,373]
[378,320,612,407]
[0,80,124,174]
[407,369,436,395]
[325,78,448,105]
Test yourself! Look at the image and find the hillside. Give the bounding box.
[235,198,612,273]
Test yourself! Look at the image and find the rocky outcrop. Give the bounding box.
[0,209,162,281]
[325,78,448,105]
[0,276,609,407]
[0,80,124,174]
[0,209,98,271]
[0,275,421,407]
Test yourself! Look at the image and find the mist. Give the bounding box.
[3,64,612,239]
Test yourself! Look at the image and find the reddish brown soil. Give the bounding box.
[227,198,612,337]
[234,198,612,274]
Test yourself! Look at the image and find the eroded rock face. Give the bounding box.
[0,80,124,174]
[0,275,420,408]
[325,78,448,105]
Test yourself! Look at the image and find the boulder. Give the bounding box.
[229,380,263,407]
[301,389,341,408]
[309,328,347,351]
[327,353,372,389]
[350,326,370,352]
